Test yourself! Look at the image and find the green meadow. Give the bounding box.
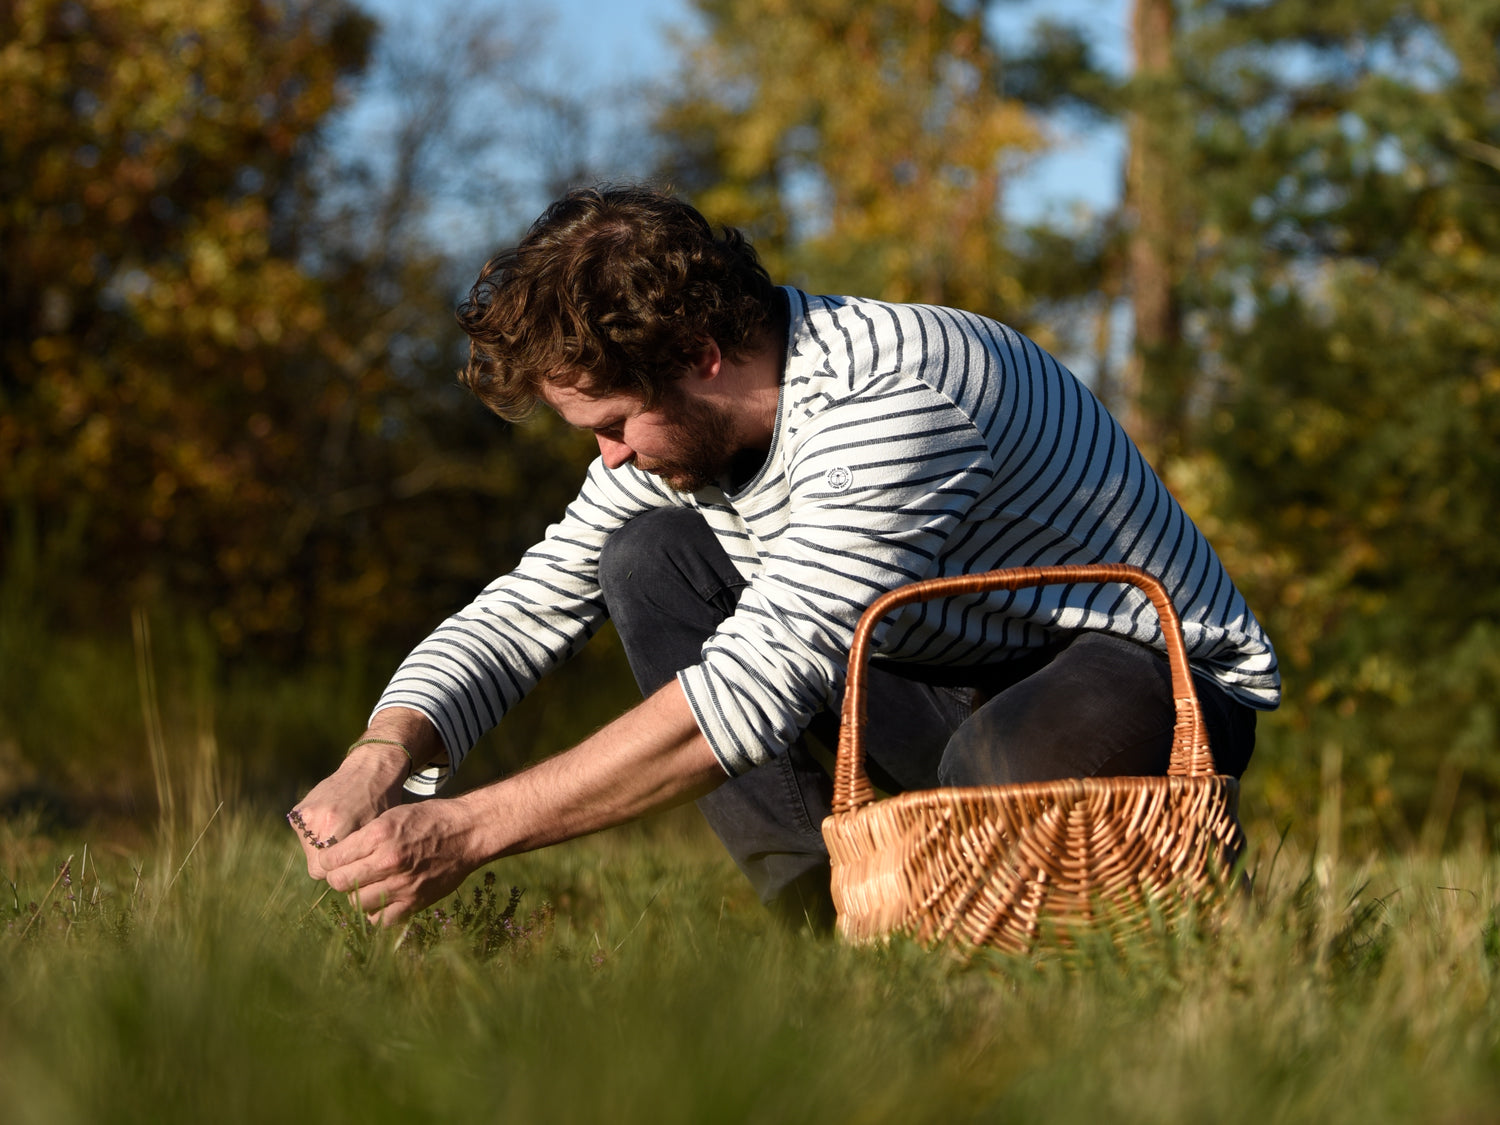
[5,801,1498,1125]
[3,611,1499,1123]
[7,0,1500,1119]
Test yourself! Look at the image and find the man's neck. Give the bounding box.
[720,293,790,455]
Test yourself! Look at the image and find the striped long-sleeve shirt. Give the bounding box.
[379,290,1280,791]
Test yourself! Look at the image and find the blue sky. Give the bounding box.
[543,0,1131,226]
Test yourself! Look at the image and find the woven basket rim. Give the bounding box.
[823,770,1241,824]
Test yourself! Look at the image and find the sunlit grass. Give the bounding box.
[3,802,1498,1125]
[3,603,1496,1120]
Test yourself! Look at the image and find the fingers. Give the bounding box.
[291,800,471,926]
[320,816,410,901]
[320,807,471,925]
[318,814,388,879]
[286,756,407,881]
[346,885,415,926]
[324,853,387,897]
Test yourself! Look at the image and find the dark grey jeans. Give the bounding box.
[597,507,1256,930]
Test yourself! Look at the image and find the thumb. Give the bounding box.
[305,847,329,880]
[288,809,333,878]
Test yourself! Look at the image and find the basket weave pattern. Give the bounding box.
[821,564,1246,953]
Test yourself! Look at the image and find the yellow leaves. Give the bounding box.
[149,469,179,520]
[1353,652,1413,706]
[28,337,71,365]
[664,0,1041,311]
[189,239,232,288]
[251,308,283,346]
[0,38,46,104]
[209,307,239,345]
[76,414,113,467]
[1431,224,1464,257]
[1290,402,1349,463]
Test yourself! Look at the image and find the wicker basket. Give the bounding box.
[822,563,1246,954]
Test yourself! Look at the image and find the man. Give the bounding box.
[290,185,1279,928]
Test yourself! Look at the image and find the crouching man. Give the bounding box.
[289,185,1279,928]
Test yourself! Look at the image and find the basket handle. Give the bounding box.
[831,564,1214,815]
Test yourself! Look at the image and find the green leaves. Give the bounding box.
[1171,0,1500,841]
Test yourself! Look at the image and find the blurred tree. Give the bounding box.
[1120,0,1192,455]
[993,9,1133,400]
[260,0,607,658]
[0,0,613,658]
[653,0,1500,851]
[0,0,652,804]
[654,0,1045,331]
[1162,0,1500,847]
[0,0,376,643]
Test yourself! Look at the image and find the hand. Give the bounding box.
[318,801,478,925]
[288,742,410,879]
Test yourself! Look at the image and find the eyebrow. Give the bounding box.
[565,411,625,435]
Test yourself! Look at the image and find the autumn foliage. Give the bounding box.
[2,0,1499,845]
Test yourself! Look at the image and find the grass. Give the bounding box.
[3,802,1499,1125]
[2,601,1497,1121]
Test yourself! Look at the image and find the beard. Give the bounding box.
[634,390,742,493]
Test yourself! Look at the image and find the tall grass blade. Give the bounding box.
[132,608,174,846]
[164,801,223,896]
[15,853,73,941]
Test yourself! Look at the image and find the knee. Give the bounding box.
[937,718,1025,788]
[598,506,746,632]
[935,635,1178,787]
[597,507,703,600]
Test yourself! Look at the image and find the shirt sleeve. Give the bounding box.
[374,457,673,794]
[676,383,999,775]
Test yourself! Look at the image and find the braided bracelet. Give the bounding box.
[346,736,415,778]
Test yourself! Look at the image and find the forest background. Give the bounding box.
[2,0,1499,860]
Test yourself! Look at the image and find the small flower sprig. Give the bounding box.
[286,807,337,850]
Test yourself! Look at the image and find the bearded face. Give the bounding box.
[540,376,747,494]
[628,386,741,492]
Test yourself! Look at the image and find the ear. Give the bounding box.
[684,338,723,384]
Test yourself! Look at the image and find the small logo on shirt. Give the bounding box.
[824,466,853,492]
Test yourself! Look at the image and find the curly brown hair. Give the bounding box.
[456,185,778,421]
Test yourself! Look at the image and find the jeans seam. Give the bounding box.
[697,576,747,604]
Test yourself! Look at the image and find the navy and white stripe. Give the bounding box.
[379,290,1280,790]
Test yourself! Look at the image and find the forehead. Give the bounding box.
[540,380,648,429]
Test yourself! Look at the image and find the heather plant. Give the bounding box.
[320,871,555,964]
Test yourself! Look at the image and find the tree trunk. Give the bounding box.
[1123,0,1182,456]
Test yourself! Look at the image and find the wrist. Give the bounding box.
[450,786,515,867]
[347,736,414,776]
[342,740,412,786]
[363,707,447,773]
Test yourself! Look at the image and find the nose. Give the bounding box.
[596,433,634,470]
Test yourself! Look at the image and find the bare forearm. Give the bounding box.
[453,680,724,864]
[310,681,727,923]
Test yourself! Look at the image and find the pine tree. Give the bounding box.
[1169,0,1500,845]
